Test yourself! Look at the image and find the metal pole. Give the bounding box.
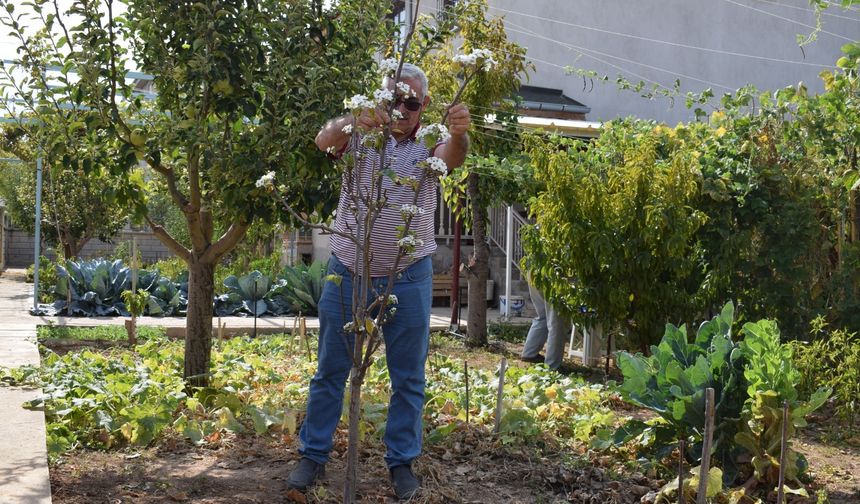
[504,205,513,319]
[449,218,462,330]
[131,235,138,292]
[32,155,43,312]
[253,287,258,339]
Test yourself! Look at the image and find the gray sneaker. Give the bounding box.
[286,457,325,491]
[390,464,421,500]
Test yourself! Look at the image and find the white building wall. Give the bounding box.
[419,0,860,124]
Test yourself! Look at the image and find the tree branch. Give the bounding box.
[187,145,202,212]
[147,156,190,210]
[281,199,361,246]
[202,220,250,264]
[186,208,209,253]
[145,215,191,262]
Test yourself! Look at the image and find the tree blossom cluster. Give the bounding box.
[453,48,498,71]
[397,235,424,248]
[415,123,451,145]
[378,57,400,74]
[373,88,394,105]
[422,156,448,176]
[399,204,426,218]
[255,171,276,190]
[396,81,415,98]
[345,94,374,112]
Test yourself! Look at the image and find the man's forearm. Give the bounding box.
[315,115,354,153]
[437,133,469,171]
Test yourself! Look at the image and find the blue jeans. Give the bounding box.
[299,254,433,468]
[521,283,570,369]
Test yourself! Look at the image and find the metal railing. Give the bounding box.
[488,204,528,275]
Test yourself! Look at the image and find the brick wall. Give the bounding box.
[4,228,175,267]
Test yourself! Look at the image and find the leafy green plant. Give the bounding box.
[522,122,708,350]
[122,289,149,318]
[735,320,831,485]
[26,256,58,303]
[214,271,272,317]
[53,259,132,316]
[423,355,616,446]
[247,252,283,280]
[792,320,859,426]
[655,465,723,504]
[121,289,150,344]
[143,276,187,316]
[1,331,617,462]
[615,302,747,477]
[268,260,328,316]
[145,257,187,283]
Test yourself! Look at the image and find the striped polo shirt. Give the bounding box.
[330,131,439,277]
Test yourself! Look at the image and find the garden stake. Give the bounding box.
[776,399,789,504]
[678,438,686,504]
[697,387,715,504]
[464,360,470,424]
[300,316,311,362]
[494,357,507,433]
[291,314,299,354]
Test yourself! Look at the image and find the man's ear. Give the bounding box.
[422,94,431,111]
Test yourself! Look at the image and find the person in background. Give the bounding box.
[520,281,570,370]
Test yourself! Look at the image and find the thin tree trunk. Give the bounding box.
[185,259,215,387]
[344,369,364,504]
[466,173,488,348]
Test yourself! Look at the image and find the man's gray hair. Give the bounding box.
[383,63,428,99]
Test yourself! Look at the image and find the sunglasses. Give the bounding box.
[395,98,422,112]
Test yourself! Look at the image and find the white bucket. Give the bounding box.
[499,295,525,317]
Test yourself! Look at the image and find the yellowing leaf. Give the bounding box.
[282,409,298,435]
[364,318,376,334]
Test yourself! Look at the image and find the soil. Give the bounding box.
[49,426,661,504]
[794,409,860,504]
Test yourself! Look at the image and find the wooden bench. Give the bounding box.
[432,274,467,306]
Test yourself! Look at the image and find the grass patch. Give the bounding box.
[38,325,166,342]
[488,320,531,343]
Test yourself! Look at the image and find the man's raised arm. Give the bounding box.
[314,115,354,154]
[434,103,471,171]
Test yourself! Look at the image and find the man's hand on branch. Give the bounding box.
[446,104,470,136]
[357,107,390,133]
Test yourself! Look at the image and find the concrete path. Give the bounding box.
[0,269,52,504]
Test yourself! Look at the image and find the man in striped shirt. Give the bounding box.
[288,63,470,500]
